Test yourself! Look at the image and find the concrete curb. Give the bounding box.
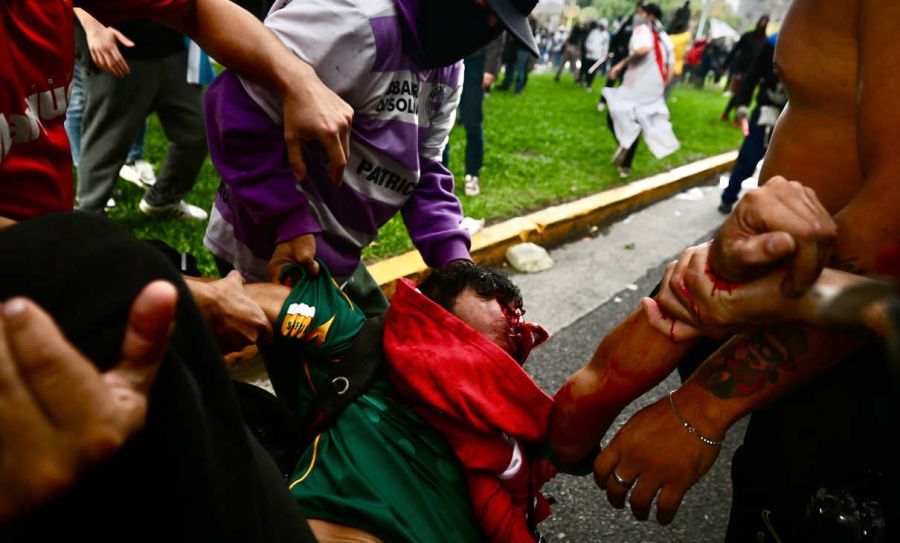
[369,151,737,296]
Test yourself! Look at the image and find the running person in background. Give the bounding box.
[203,0,542,315]
[597,4,640,112]
[554,23,586,82]
[664,6,691,97]
[582,19,609,92]
[604,2,678,178]
[718,33,785,214]
[721,15,769,122]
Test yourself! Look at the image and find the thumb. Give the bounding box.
[112,281,177,395]
[304,257,320,278]
[730,232,796,269]
[111,28,134,47]
[285,133,307,181]
[268,257,288,284]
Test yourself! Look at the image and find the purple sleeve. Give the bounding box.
[205,72,321,243]
[400,157,472,267]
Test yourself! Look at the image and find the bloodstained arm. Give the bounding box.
[550,307,697,466]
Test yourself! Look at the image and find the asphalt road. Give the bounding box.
[508,179,753,542]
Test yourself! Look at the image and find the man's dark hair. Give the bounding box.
[418,263,523,314]
[638,2,662,22]
[640,2,663,20]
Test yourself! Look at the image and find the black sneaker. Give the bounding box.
[718,201,734,214]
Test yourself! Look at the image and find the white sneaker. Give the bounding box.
[105,197,117,210]
[618,165,631,178]
[139,198,208,221]
[464,174,481,196]
[120,159,157,188]
[611,146,628,166]
[596,101,606,112]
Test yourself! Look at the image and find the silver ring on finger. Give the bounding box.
[612,470,635,489]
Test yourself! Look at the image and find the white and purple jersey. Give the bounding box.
[204,0,469,281]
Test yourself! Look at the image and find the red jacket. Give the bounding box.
[384,279,555,542]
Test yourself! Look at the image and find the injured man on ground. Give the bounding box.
[240,261,576,543]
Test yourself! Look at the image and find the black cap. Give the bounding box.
[486,0,539,57]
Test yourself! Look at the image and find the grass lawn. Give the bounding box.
[106,72,741,276]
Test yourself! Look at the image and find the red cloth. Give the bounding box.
[384,279,555,542]
[685,39,707,66]
[0,0,187,221]
[650,26,668,84]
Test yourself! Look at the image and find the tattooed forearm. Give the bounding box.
[695,324,809,399]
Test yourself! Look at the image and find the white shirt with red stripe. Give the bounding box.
[602,22,680,159]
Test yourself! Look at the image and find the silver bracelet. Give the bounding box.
[668,391,723,447]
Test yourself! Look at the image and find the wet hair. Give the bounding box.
[417,262,523,314]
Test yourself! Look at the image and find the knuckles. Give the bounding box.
[18,340,64,376]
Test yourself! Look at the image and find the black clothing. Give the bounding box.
[0,213,316,543]
[734,41,785,110]
[725,346,893,542]
[724,29,767,75]
[115,18,185,59]
[565,25,587,46]
[672,328,894,542]
[608,17,634,65]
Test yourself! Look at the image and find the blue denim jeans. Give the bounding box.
[721,107,766,205]
[514,49,530,93]
[459,55,486,176]
[64,64,86,167]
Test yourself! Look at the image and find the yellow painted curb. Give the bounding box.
[369,150,738,293]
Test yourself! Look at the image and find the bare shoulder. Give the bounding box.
[775,0,858,109]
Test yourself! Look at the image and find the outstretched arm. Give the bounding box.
[75,8,134,78]
[243,281,293,324]
[549,307,697,466]
[591,319,864,525]
[147,0,353,184]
